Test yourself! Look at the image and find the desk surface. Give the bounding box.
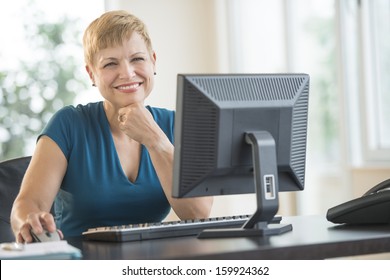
[67,215,390,259]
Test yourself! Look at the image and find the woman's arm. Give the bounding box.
[11,136,67,243]
[147,137,214,220]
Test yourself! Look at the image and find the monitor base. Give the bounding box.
[197,223,292,239]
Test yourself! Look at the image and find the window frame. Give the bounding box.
[339,0,390,165]
[360,0,390,162]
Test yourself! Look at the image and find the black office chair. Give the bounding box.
[0,156,31,242]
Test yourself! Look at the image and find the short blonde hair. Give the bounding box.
[83,10,153,66]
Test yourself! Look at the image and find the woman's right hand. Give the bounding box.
[16,211,62,243]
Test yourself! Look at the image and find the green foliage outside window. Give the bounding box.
[0,5,87,160]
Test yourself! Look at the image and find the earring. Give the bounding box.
[92,83,96,87]
[154,72,156,76]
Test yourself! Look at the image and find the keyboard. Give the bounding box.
[82,215,281,242]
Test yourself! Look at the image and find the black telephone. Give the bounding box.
[326,178,390,225]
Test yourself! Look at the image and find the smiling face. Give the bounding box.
[87,32,156,109]
[83,11,156,112]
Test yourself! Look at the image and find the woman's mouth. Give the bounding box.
[115,82,143,91]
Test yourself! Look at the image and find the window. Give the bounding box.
[340,0,390,164]
[0,0,104,160]
[360,0,390,161]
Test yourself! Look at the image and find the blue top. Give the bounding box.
[39,101,174,237]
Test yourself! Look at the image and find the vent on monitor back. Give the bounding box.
[290,82,309,189]
[190,74,307,102]
[179,82,218,194]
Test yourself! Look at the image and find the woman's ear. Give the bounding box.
[85,65,95,86]
[152,52,157,75]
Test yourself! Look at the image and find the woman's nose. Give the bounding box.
[119,61,136,79]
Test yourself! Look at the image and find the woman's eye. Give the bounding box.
[103,62,116,68]
[132,57,145,62]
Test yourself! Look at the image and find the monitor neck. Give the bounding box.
[243,131,279,228]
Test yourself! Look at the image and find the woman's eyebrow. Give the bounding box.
[101,57,118,61]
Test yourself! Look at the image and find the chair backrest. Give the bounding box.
[0,156,31,242]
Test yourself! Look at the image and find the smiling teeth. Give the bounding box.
[117,84,139,90]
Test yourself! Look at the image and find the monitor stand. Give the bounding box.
[198,131,292,239]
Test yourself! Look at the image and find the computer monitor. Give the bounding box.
[172,73,310,238]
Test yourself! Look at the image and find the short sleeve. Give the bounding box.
[38,106,76,161]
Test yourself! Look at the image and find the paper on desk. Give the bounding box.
[0,240,82,260]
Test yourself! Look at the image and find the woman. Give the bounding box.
[11,10,213,242]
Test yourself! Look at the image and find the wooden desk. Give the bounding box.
[67,215,390,259]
